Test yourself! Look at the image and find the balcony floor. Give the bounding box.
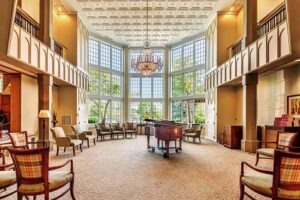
[6,136,271,200]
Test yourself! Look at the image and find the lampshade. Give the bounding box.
[38,110,51,119]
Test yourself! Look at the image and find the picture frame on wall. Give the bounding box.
[287,94,300,116]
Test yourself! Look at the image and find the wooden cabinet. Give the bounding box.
[223,125,243,149]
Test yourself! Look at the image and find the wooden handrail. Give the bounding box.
[257,3,286,37]
[227,37,243,58]
[15,7,39,38]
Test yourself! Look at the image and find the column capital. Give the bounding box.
[242,74,258,86]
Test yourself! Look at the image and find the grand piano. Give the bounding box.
[144,119,183,158]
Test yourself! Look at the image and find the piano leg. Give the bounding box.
[147,134,150,149]
[157,139,160,148]
[179,138,182,150]
[163,141,169,158]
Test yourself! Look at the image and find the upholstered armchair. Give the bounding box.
[240,149,300,199]
[255,132,298,166]
[8,147,75,200]
[71,124,96,148]
[183,124,203,143]
[0,151,16,199]
[110,123,124,139]
[123,122,137,138]
[8,131,43,149]
[50,127,82,156]
[95,123,111,141]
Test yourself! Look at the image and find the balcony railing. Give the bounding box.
[257,3,286,37]
[14,7,39,38]
[227,38,243,59]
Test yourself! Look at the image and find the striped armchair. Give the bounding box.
[0,151,16,199]
[8,147,75,200]
[240,149,300,199]
[255,132,298,166]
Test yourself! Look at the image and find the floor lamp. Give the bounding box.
[38,110,51,147]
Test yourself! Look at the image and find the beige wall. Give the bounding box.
[216,86,243,136]
[52,13,77,65]
[20,0,40,23]
[257,65,300,126]
[257,0,284,22]
[237,8,244,40]
[21,74,38,135]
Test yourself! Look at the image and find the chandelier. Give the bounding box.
[131,0,163,76]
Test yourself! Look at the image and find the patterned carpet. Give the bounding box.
[5,136,272,200]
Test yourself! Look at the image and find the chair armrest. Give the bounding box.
[84,131,93,136]
[0,163,14,171]
[68,134,79,140]
[55,137,71,146]
[241,161,273,176]
[78,132,87,140]
[49,159,73,173]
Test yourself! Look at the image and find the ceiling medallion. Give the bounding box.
[131,0,163,76]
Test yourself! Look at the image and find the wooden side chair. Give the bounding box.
[240,149,300,199]
[8,147,75,200]
[95,123,111,141]
[50,127,82,156]
[110,123,124,139]
[255,132,298,166]
[183,124,203,143]
[8,131,40,149]
[123,123,137,139]
[71,124,96,148]
[0,151,16,199]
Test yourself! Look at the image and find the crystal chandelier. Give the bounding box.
[131,0,163,76]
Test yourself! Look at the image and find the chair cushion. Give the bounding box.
[242,174,300,199]
[51,127,66,138]
[18,171,73,194]
[86,135,96,140]
[70,139,82,146]
[72,125,82,134]
[125,130,136,133]
[257,148,274,157]
[185,133,197,137]
[0,171,16,187]
[100,131,110,135]
[112,131,123,134]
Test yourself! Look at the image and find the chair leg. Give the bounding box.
[64,147,66,152]
[33,196,36,200]
[73,146,76,156]
[56,147,59,156]
[255,152,260,166]
[87,139,90,148]
[17,193,23,200]
[240,182,244,200]
[70,179,76,200]
[80,144,82,152]
[94,138,96,145]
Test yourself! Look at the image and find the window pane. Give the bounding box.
[172,75,183,97]
[195,69,205,95]
[138,102,152,120]
[153,77,163,98]
[172,48,182,71]
[112,47,121,71]
[100,43,110,68]
[183,72,194,96]
[100,71,111,96]
[111,74,121,97]
[130,77,140,98]
[111,101,121,123]
[129,52,140,73]
[89,68,100,94]
[129,102,140,122]
[89,40,98,65]
[195,39,206,65]
[141,77,152,98]
[152,102,163,120]
[183,43,194,68]
[100,100,110,123]
[88,99,99,123]
[152,51,164,73]
[172,101,182,122]
[195,101,205,124]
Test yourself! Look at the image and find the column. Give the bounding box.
[243,0,258,46]
[38,74,53,144]
[123,47,129,122]
[39,0,53,47]
[241,74,258,153]
[164,47,170,120]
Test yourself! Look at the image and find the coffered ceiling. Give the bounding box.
[63,0,235,47]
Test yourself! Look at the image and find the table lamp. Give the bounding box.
[38,110,51,147]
